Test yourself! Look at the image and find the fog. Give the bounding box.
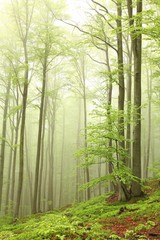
[0,0,159,218]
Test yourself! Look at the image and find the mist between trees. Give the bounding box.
[0,0,159,219]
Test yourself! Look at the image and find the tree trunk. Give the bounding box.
[5,126,14,214]
[116,1,130,201]
[105,45,114,192]
[129,0,143,197]
[145,68,152,178]
[125,37,132,168]
[81,55,90,200]
[14,40,29,218]
[47,118,55,211]
[25,129,33,213]
[0,79,11,211]
[32,52,47,214]
[14,80,28,218]
[59,106,65,207]
[47,94,56,211]
[11,98,21,209]
[37,96,47,212]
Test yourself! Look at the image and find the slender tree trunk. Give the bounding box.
[5,117,14,214]
[105,46,114,192]
[81,56,90,200]
[11,103,21,208]
[145,68,152,178]
[47,99,56,211]
[42,145,48,212]
[37,96,47,212]
[32,53,47,214]
[116,1,130,201]
[11,0,35,217]
[75,99,83,202]
[125,38,132,168]
[14,40,29,218]
[116,0,125,152]
[126,0,134,170]
[0,80,11,211]
[83,94,90,200]
[59,106,65,207]
[47,124,54,211]
[130,0,143,196]
[25,130,33,212]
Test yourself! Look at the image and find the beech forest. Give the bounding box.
[0,0,160,239]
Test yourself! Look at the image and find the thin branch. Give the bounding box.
[91,37,106,52]
[91,0,110,14]
[87,53,107,66]
[46,4,118,53]
[92,8,115,30]
[111,0,117,5]
[68,20,118,52]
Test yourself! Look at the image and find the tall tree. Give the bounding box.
[11,0,35,218]
[0,77,11,211]
[68,47,91,200]
[127,0,143,197]
[32,28,50,214]
[32,0,66,213]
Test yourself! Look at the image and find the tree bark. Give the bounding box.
[116,1,130,201]
[0,80,11,211]
[11,93,21,208]
[127,0,143,196]
[14,50,29,218]
[32,48,47,214]
[37,96,47,212]
[144,68,152,178]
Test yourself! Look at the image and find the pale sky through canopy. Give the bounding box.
[0,0,88,23]
[66,0,89,23]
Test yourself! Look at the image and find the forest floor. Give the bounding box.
[0,179,160,240]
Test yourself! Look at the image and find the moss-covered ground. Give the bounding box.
[0,180,160,239]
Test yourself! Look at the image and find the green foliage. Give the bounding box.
[149,162,160,178]
[109,234,121,239]
[125,221,156,239]
[0,186,160,239]
[77,102,138,191]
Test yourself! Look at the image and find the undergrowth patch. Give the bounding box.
[0,180,160,239]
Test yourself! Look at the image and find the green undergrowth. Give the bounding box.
[0,182,160,239]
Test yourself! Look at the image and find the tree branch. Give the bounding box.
[46,3,118,53]
[87,53,107,66]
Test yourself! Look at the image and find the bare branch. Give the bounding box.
[91,0,110,14]
[65,20,117,52]
[87,53,107,66]
[92,8,115,30]
[46,3,118,53]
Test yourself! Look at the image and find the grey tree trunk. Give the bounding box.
[59,106,65,207]
[13,0,35,218]
[0,80,11,211]
[116,1,125,151]
[116,1,130,201]
[14,52,29,218]
[145,68,152,178]
[11,93,21,208]
[25,130,33,213]
[81,55,90,200]
[32,50,47,214]
[37,96,47,212]
[125,37,132,168]
[5,126,14,214]
[128,0,143,197]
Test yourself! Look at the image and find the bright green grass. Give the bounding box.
[0,188,160,240]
